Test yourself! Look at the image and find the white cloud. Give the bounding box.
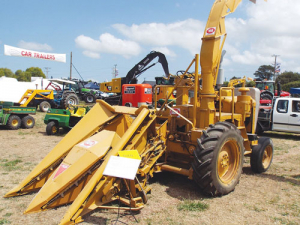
[224,0,300,72]
[74,0,300,74]
[18,40,53,51]
[83,51,100,59]
[112,19,204,55]
[75,33,141,59]
[231,51,271,65]
[151,47,176,57]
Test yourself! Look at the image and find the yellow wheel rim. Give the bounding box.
[262,145,272,169]
[12,119,19,127]
[52,126,57,133]
[217,139,240,184]
[27,119,33,126]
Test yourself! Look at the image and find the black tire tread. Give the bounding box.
[46,121,59,135]
[21,115,35,129]
[192,122,243,196]
[250,137,273,173]
[6,115,21,130]
[61,93,79,109]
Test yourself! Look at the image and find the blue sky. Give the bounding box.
[1,0,300,82]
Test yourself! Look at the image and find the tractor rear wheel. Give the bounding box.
[260,91,273,101]
[250,137,273,173]
[6,115,21,130]
[192,122,244,196]
[84,94,96,103]
[46,121,59,135]
[39,101,51,112]
[21,115,35,129]
[61,93,79,109]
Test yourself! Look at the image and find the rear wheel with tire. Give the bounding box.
[260,91,273,101]
[250,137,273,173]
[21,115,35,129]
[46,121,59,135]
[6,115,21,130]
[61,93,79,109]
[84,94,96,103]
[39,101,51,112]
[192,122,244,196]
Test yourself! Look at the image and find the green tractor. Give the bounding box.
[44,105,90,135]
[0,101,36,130]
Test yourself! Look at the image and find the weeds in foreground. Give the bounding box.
[0,159,22,171]
[177,199,209,211]
[0,218,11,224]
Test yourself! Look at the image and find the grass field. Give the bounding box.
[0,111,299,225]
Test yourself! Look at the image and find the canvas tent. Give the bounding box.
[0,77,61,102]
[84,82,99,90]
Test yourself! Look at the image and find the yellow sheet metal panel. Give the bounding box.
[25,130,121,213]
[59,108,151,224]
[5,101,117,197]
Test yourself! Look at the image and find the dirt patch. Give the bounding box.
[0,112,299,225]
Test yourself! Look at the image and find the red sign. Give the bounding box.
[170,108,180,116]
[79,139,98,148]
[206,27,216,35]
[53,163,69,180]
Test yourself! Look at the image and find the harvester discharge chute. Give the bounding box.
[5,0,272,224]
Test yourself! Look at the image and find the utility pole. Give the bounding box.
[70,52,72,80]
[272,54,280,81]
[112,64,118,78]
[44,67,51,79]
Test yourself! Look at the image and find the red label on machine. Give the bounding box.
[79,139,98,148]
[124,86,136,94]
[53,163,69,180]
[170,108,180,116]
[206,27,216,35]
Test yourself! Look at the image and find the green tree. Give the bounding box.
[254,65,274,80]
[222,81,229,87]
[246,80,256,87]
[25,67,46,79]
[0,68,15,78]
[15,70,31,81]
[281,80,300,92]
[276,71,300,84]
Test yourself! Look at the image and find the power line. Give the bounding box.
[44,67,51,79]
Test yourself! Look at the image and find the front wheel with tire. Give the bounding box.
[21,115,35,129]
[39,101,51,112]
[250,137,273,173]
[46,121,59,135]
[192,122,244,196]
[6,115,21,130]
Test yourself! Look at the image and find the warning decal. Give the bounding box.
[79,139,98,149]
[205,27,216,36]
[53,163,69,180]
[170,108,180,116]
[124,86,136,94]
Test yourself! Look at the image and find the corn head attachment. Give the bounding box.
[5,100,167,224]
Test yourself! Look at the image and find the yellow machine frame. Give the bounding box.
[18,89,55,107]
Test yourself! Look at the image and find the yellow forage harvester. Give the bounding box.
[5,1,272,225]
